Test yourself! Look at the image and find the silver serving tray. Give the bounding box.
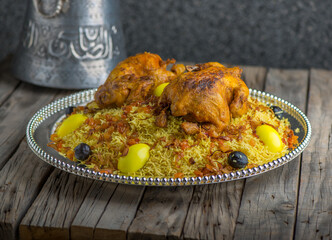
[26,89,311,186]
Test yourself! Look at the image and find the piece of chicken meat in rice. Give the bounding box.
[94,52,185,108]
[156,62,249,137]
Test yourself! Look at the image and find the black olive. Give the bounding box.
[77,163,87,168]
[228,151,248,168]
[65,106,74,115]
[74,143,91,160]
[270,106,283,119]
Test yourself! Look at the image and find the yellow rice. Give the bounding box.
[51,97,296,178]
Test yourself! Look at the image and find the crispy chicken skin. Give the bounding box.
[94,52,183,108]
[157,62,249,137]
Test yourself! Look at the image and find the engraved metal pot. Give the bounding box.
[12,0,126,89]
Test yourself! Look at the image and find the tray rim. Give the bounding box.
[26,88,312,186]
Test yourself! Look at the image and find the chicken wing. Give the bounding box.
[94,52,184,108]
[157,62,249,137]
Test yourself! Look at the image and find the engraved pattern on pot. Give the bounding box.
[23,20,114,60]
[69,26,113,60]
[12,0,126,89]
[23,20,38,49]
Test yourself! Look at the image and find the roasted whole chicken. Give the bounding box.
[94,52,249,137]
[94,52,184,108]
[157,62,249,137]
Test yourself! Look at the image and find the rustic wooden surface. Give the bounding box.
[0,57,329,240]
[295,69,332,240]
[234,69,309,240]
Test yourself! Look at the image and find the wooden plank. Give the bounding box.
[127,186,193,240]
[19,170,94,240]
[184,182,244,240]
[0,82,59,170]
[0,139,54,240]
[94,184,145,240]
[181,66,267,240]
[0,66,81,240]
[0,57,20,106]
[241,65,267,90]
[234,69,309,240]
[264,69,308,112]
[38,89,99,240]
[71,181,118,240]
[295,69,332,240]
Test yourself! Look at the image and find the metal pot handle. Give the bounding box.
[33,0,68,18]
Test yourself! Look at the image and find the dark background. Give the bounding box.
[1,0,331,69]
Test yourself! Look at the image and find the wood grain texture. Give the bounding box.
[0,58,20,106]
[295,69,332,240]
[0,139,54,240]
[19,170,94,240]
[241,65,267,90]
[264,69,308,112]
[71,181,118,240]
[183,182,243,240]
[0,82,58,170]
[181,66,267,240]
[234,69,309,240]
[94,184,145,240]
[127,186,194,240]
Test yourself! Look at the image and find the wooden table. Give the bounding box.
[0,57,330,240]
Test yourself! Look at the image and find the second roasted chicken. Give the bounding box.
[157,62,249,137]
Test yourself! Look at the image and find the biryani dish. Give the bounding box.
[48,52,298,179]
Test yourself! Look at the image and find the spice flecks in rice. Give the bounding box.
[50,97,297,178]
